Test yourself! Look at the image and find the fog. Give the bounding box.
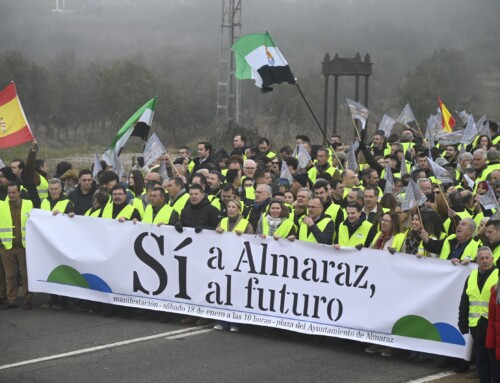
[0,0,498,146]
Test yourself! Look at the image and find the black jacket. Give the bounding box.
[458,267,497,339]
[181,197,220,230]
[69,182,98,216]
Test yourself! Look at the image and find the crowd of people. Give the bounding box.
[3,122,500,380]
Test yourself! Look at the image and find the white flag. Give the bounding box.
[280,160,293,183]
[478,183,499,211]
[379,115,397,138]
[400,157,408,176]
[347,141,359,172]
[384,165,394,194]
[143,133,167,168]
[112,150,122,176]
[425,115,438,148]
[463,174,475,190]
[427,157,453,184]
[402,179,427,211]
[437,130,464,146]
[297,144,312,169]
[397,103,416,125]
[346,98,369,130]
[460,115,477,145]
[476,115,490,139]
[159,159,169,181]
[457,110,470,124]
[92,154,103,181]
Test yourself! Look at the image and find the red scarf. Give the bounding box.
[372,232,392,250]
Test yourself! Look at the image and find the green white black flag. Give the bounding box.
[232,32,295,93]
[102,97,157,166]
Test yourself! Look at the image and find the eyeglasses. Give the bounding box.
[112,192,125,196]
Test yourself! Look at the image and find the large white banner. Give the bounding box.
[26,210,473,359]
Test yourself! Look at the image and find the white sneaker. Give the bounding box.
[230,326,240,332]
[365,345,384,354]
[213,324,224,331]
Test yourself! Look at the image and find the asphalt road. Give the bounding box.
[0,294,462,383]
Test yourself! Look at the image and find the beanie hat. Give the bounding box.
[292,173,308,188]
[0,167,16,182]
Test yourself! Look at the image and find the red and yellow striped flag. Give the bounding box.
[438,97,455,133]
[0,82,34,148]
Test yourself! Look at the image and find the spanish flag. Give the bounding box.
[0,82,34,148]
[438,97,455,133]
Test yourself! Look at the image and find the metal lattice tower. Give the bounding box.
[216,0,242,129]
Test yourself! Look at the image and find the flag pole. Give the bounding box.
[163,151,181,178]
[294,83,327,143]
[351,119,362,140]
[293,84,344,170]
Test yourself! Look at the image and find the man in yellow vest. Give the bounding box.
[165,177,189,217]
[257,137,277,159]
[314,180,344,233]
[138,186,180,323]
[288,197,335,245]
[141,187,179,227]
[485,220,500,265]
[102,185,141,222]
[333,202,375,249]
[41,178,75,215]
[0,182,33,310]
[457,247,498,378]
[423,218,480,263]
[40,178,75,310]
[308,148,338,184]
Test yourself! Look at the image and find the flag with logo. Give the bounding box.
[427,157,453,184]
[460,115,477,145]
[379,114,396,138]
[232,32,295,93]
[397,103,416,125]
[478,183,499,211]
[476,115,490,138]
[102,97,157,166]
[402,179,427,211]
[143,132,167,168]
[437,131,464,146]
[384,165,394,195]
[0,82,34,148]
[425,114,441,148]
[346,98,369,130]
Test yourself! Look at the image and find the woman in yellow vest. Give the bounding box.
[214,198,253,332]
[256,200,296,240]
[402,208,444,258]
[127,170,146,198]
[127,170,146,218]
[216,198,254,236]
[369,212,405,252]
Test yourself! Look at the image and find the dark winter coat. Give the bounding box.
[180,197,220,230]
